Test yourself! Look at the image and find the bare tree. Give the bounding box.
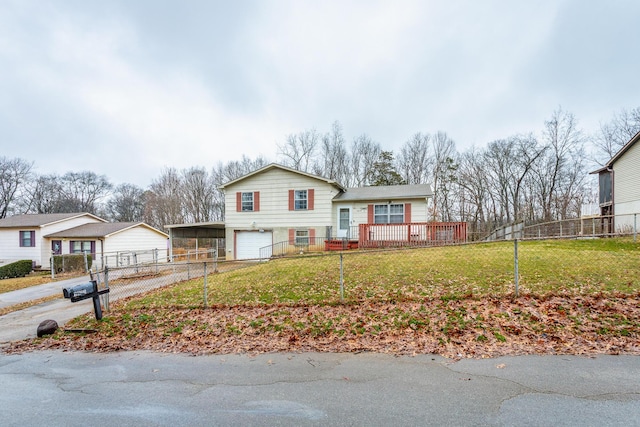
[431,132,457,221]
[349,134,381,187]
[534,108,585,221]
[456,148,490,237]
[107,183,146,222]
[56,171,113,214]
[0,157,33,218]
[25,174,62,214]
[594,106,640,162]
[144,167,184,230]
[277,129,319,172]
[396,133,433,185]
[315,121,349,182]
[181,166,217,223]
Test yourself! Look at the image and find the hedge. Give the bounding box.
[52,254,92,273]
[0,260,34,280]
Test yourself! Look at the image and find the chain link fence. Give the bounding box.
[92,229,640,313]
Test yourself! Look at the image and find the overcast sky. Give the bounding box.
[2,0,639,188]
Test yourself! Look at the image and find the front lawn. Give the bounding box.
[6,239,640,358]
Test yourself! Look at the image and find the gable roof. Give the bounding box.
[333,184,433,202]
[44,222,168,239]
[0,213,106,228]
[591,130,640,174]
[218,163,346,191]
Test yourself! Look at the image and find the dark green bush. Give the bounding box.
[52,254,92,273]
[0,260,34,279]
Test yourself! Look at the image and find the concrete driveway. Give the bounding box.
[0,275,96,343]
[0,351,638,426]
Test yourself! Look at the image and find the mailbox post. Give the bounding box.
[62,280,110,320]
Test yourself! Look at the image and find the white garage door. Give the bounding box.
[236,231,273,260]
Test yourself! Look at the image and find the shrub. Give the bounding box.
[52,254,92,273]
[0,260,34,280]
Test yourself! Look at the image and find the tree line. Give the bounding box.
[1,106,638,236]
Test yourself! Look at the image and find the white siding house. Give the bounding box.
[219,164,345,260]
[45,222,169,268]
[0,213,168,269]
[219,164,434,260]
[0,213,105,268]
[592,130,640,231]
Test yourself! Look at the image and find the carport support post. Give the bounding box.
[514,239,519,298]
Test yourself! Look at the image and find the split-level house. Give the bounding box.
[219,163,455,260]
[0,213,168,269]
[591,130,640,232]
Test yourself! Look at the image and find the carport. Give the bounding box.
[164,221,226,260]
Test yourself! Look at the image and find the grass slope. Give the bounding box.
[7,239,640,358]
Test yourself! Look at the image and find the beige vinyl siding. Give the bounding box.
[614,140,640,215]
[225,168,338,229]
[612,140,640,230]
[0,228,40,265]
[333,198,430,230]
[39,216,104,267]
[102,226,168,255]
[224,168,340,259]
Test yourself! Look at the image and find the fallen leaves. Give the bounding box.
[5,292,639,359]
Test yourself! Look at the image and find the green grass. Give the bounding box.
[123,238,640,311]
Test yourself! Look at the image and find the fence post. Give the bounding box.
[104,266,110,312]
[51,252,55,279]
[340,253,344,302]
[514,239,519,298]
[203,262,208,308]
[635,214,637,243]
[83,251,89,273]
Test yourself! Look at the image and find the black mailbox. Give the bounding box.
[63,282,98,300]
[62,280,109,320]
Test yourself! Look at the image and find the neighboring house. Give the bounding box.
[591,130,640,232]
[0,213,168,269]
[219,163,440,260]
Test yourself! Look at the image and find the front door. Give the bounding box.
[51,240,62,255]
[337,207,351,238]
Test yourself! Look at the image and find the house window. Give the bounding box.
[241,192,254,211]
[71,241,92,254]
[374,204,404,224]
[19,231,35,247]
[294,190,308,210]
[295,230,309,246]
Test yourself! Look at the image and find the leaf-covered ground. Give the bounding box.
[5,240,640,359]
[7,293,639,359]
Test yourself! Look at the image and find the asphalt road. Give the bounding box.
[1,278,639,426]
[0,351,638,426]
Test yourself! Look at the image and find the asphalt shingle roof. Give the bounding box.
[44,222,146,238]
[333,184,433,202]
[0,213,91,228]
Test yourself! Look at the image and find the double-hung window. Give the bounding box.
[71,241,92,254]
[294,190,307,210]
[295,230,309,246]
[373,204,404,224]
[241,192,254,211]
[19,231,35,247]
